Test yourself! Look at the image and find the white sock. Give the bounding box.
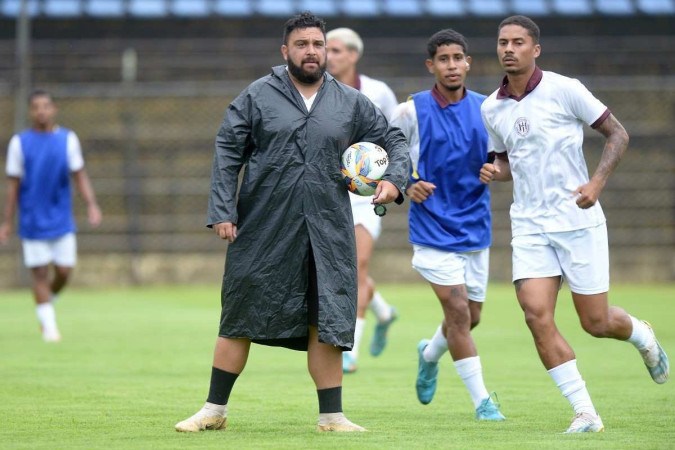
[627,316,655,350]
[548,359,597,416]
[454,356,490,408]
[36,303,58,334]
[369,291,392,322]
[200,402,227,417]
[422,325,448,363]
[346,318,366,359]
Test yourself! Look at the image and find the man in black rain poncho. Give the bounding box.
[175,12,409,433]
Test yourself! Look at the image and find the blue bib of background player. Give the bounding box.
[408,90,491,252]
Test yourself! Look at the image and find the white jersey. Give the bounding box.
[349,73,398,207]
[6,127,84,178]
[390,99,419,176]
[358,74,398,119]
[481,69,609,237]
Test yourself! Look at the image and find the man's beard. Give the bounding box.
[288,58,326,84]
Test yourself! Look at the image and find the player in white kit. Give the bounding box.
[479,15,669,433]
[326,27,399,373]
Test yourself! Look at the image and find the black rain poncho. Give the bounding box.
[207,66,409,350]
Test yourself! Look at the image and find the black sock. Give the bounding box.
[317,386,342,414]
[206,367,239,405]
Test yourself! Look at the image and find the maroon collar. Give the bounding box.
[496,66,543,101]
[431,84,467,108]
[354,73,361,91]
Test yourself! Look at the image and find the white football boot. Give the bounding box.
[564,413,604,433]
[317,413,366,432]
[175,403,227,432]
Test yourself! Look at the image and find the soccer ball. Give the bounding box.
[340,142,389,196]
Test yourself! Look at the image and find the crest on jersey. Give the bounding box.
[514,117,530,136]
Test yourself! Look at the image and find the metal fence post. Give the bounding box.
[121,47,142,284]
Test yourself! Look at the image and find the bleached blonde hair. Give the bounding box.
[326,27,364,57]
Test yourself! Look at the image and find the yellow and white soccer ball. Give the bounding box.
[340,142,389,196]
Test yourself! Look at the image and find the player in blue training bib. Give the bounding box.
[0,89,102,343]
[391,28,504,422]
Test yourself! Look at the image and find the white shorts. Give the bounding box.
[411,244,489,302]
[22,233,77,268]
[511,223,609,295]
[351,198,382,240]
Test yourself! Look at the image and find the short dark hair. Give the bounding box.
[426,29,468,59]
[498,15,540,44]
[282,11,326,45]
[28,89,53,104]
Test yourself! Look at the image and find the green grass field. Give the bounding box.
[1,283,673,449]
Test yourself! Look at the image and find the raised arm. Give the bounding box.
[574,114,629,209]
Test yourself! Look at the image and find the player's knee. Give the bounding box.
[580,318,609,338]
[443,305,471,330]
[365,276,375,292]
[31,266,50,282]
[523,309,550,333]
[357,261,369,280]
[469,306,482,329]
[357,258,368,270]
[468,301,482,329]
[55,267,71,282]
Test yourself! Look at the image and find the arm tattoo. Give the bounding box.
[592,114,629,184]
